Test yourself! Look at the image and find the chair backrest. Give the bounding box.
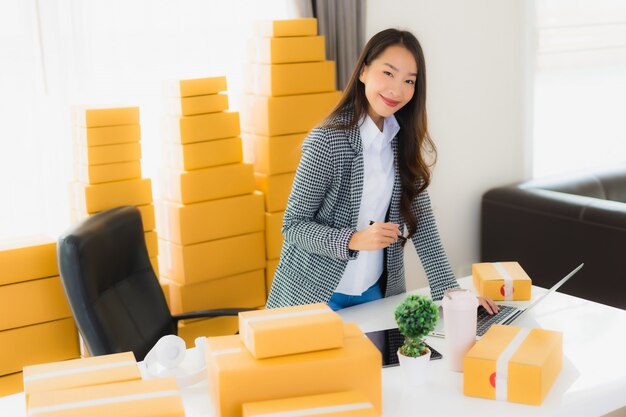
[57,205,175,360]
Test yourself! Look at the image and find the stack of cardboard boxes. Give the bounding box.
[0,239,80,396]
[240,18,341,293]
[70,106,162,291]
[158,77,267,345]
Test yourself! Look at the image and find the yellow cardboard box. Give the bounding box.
[242,391,377,417]
[161,164,254,205]
[254,18,318,38]
[0,276,71,331]
[0,372,23,397]
[165,111,240,144]
[242,132,304,175]
[472,262,532,301]
[76,142,141,165]
[0,317,79,376]
[464,324,562,405]
[244,61,336,97]
[27,377,184,417]
[166,269,266,314]
[240,91,341,136]
[23,351,140,397]
[206,322,381,417]
[265,211,284,259]
[159,280,169,306]
[177,315,242,346]
[165,93,229,116]
[73,106,139,128]
[74,178,153,214]
[164,76,227,98]
[71,204,155,232]
[248,36,326,64]
[144,230,158,258]
[239,303,343,359]
[77,160,142,185]
[0,237,57,286]
[75,124,141,147]
[255,172,295,213]
[165,137,242,171]
[265,259,279,294]
[158,232,265,285]
[156,192,264,245]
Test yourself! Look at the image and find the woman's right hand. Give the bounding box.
[348,222,401,251]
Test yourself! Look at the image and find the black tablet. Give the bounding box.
[364,327,443,367]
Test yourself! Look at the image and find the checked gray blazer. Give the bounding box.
[266,111,459,308]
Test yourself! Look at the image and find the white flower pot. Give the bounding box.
[397,348,430,386]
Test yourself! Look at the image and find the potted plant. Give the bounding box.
[394,294,440,385]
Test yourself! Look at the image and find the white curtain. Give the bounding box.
[0,0,302,241]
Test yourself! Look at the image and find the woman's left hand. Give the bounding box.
[478,296,500,315]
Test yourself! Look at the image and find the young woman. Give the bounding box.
[266,28,498,313]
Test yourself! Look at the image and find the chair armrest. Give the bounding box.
[172,307,259,323]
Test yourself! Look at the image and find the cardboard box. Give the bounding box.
[177,315,241,347]
[472,262,532,301]
[23,351,140,397]
[0,318,79,376]
[73,106,139,128]
[77,160,142,184]
[242,391,377,417]
[71,204,155,232]
[240,91,340,136]
[156,192,264,246]
[165,93,229,116]
[75,124,141,147]
[144,230,158,258]
[244,61,336,97]
[0,372,23,397]
[76,142,141,165]
[206,322,381,417]
[254,18,318,38]
[161,164,254,205]
[239,303,343,359]
[464,324,562,405]
[165,111,240,144]
[0,237,57,286]
[248,36,326,64]
[73,178,153,214]
[242,132,304,175]
[266,259,279,294]
[164,76,227,98]
[167,269,266,314]
[165,137,242,171]
[265,211,284,260]
[0,276,71,331]
[255,172,295,213]
[158,232,266,285]
[27,377,184,417]
[151,257,160,278]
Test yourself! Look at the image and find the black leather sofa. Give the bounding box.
[481,166,626,310]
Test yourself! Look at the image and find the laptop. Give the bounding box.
[429,263,584,338]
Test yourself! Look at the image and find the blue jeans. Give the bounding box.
[327,282,383,311]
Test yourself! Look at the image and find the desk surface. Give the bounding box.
[3,277,625,416]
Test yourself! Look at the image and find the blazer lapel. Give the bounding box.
[347,124,363,228]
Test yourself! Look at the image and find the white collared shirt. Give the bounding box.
[335,114,400,295]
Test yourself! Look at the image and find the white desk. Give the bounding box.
[3,277,625,416]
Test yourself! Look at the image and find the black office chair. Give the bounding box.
[57,205,254,360]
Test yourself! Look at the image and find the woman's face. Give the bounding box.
[359,45,418,126]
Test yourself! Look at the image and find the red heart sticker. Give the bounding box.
[490,372,497,388]
[500,285,514,296]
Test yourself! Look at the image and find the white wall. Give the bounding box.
[365,0,531,289]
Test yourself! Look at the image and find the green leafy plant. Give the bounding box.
[394,294,439,358]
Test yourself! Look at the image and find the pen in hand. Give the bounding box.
[369,220,407,242]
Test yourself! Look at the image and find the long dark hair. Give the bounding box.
[324,28,436,241]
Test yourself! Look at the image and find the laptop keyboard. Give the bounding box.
[477,305,518,336]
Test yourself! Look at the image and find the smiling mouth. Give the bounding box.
[380,95,400,107]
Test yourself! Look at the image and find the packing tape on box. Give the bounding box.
[495,327,531,401]
[28,389,180,416]
[493,262,514,301]
[240,308,330,346]
[248,402,375,417]
[141,335,207,388]
[23,360,137,383]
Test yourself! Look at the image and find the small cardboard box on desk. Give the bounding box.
[472,262,532,301]
[464,324,562,405]
[242,391,377,417]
